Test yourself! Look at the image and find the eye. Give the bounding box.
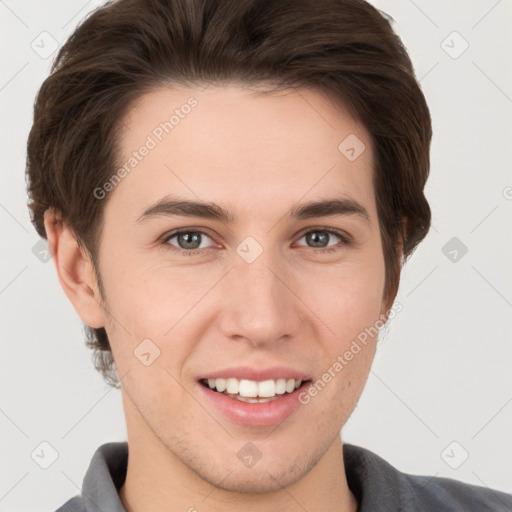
[163,229,215,255]
[162,227,350,256]
[296,229,350,253]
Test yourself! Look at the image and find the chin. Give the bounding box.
[199,464,306,494]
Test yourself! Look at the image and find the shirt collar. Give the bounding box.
[81,442,128,512]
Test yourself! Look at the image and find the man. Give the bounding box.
[25,0,511,510]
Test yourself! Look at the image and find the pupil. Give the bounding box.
[180,232,201,249]
[307,232,328,248]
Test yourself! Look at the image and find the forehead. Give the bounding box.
[108,84,376,224]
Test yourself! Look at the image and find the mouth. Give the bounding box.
[198,377,312,403]
[195,367,314,425]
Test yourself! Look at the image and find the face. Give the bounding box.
[93,84,392,492]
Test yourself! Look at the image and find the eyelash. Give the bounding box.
[161,228,351,257]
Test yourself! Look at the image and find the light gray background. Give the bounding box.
[1,1,511,511]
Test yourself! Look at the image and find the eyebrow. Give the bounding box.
[136,196,370,224]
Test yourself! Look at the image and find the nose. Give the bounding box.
[218,245,303,348]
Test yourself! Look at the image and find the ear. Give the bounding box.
[44,209,105,329]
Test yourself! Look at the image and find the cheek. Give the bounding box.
[300,249,386,336]
[98,244,182,325]
[305,274,382,382]
[95,247,175,364]
[296,249,385,394]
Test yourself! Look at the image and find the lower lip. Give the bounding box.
[197,381,311,426]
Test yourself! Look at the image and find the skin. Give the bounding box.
[45,84,398,512]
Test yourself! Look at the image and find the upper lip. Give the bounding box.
[197,366,311,382]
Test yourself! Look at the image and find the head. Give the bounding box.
[26,0,431,495]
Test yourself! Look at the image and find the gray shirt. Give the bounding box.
[55,442,512,511]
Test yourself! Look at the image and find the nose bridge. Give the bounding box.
[219,240,299,345]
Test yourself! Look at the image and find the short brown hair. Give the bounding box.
[26,0,432,388]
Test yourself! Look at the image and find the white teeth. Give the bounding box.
[204,377,304,398]
[216,378,226,392]
[275,378,287,394]
[226,378,238,394]
[258,379,275,397]
[239,379,258,397]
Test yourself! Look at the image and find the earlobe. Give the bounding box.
[43,209,105,329]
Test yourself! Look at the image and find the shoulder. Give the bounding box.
[343,443,512,512]
[404,472,512,511]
